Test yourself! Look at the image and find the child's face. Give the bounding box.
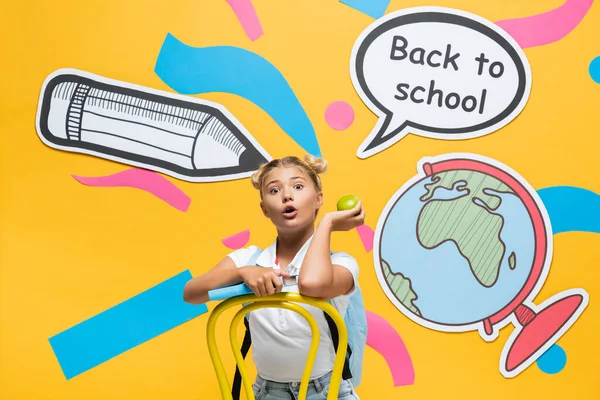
[260,166,323,231]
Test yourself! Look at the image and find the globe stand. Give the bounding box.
[500,290,587,377]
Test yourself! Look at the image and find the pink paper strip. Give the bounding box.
[356,224,374,252]
[496,0,593,49]
[222,229,251,249]
[72,168,191,212]
[366,310,415,386]
[226,0,264,41]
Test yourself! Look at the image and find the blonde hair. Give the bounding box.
[251,155,327,198]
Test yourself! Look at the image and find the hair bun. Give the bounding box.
[303,154,328,175]
[250,169,262,189]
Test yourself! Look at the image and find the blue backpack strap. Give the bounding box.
[247,248,263,267]
[342,284,367,387]
[323,250,353,381]
[232,248,262,400]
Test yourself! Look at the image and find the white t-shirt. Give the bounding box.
[227,236,359,382]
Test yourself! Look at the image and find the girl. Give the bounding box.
[183,155,364,399]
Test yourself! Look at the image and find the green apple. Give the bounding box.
[337,194,360,211]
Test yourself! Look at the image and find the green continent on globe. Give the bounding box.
[417,170,515,288]
[509,252,516,270]
[382,258,421,316]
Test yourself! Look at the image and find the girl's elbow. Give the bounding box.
[182,282,194,303]
[183,280,204,304]
[298,278,327,298]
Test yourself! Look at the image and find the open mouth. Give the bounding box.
[282,206,298,218]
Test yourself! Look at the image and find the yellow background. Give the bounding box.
[1,0,599,398]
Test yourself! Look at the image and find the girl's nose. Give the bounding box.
[282,188,293,202]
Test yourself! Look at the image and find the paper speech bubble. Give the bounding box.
[350,7,532,159]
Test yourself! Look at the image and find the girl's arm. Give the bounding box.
[183,257,243,304]
[183,257,289,304]
[299,202,364,300]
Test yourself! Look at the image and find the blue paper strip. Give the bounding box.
[155,33,321,157]
[537,186,600,234]
[340,0,390,19]
[49,270,207,379]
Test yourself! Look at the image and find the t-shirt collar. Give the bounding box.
[256,234,314,275]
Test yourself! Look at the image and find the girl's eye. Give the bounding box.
[294,184,303,190]
[270,187,280,194]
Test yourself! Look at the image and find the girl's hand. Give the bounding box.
[239,266,291,297]
[322,200,365,232]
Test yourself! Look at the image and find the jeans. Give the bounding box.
[252,371,359,399]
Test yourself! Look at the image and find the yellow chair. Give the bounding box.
[206,292,349,400]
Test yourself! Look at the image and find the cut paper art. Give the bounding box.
[366,310,415,386]
[590,56,600,83]
[340,0,391,19]
[536,344,567,374]
[350,7,532,159]
[356,224,374,252]
[49,270,207,379]
[537,186,600,234]
[226,0,264,41]
[222,229,251,249]
[72,168,191,212]
[325,101,355,131]
[155,34,322,157]
[495,0,594,49]
[373,153,588,378]
[36,69,271,183]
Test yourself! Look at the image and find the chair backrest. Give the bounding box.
[247,248,367,387]
[206,292,349,400]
